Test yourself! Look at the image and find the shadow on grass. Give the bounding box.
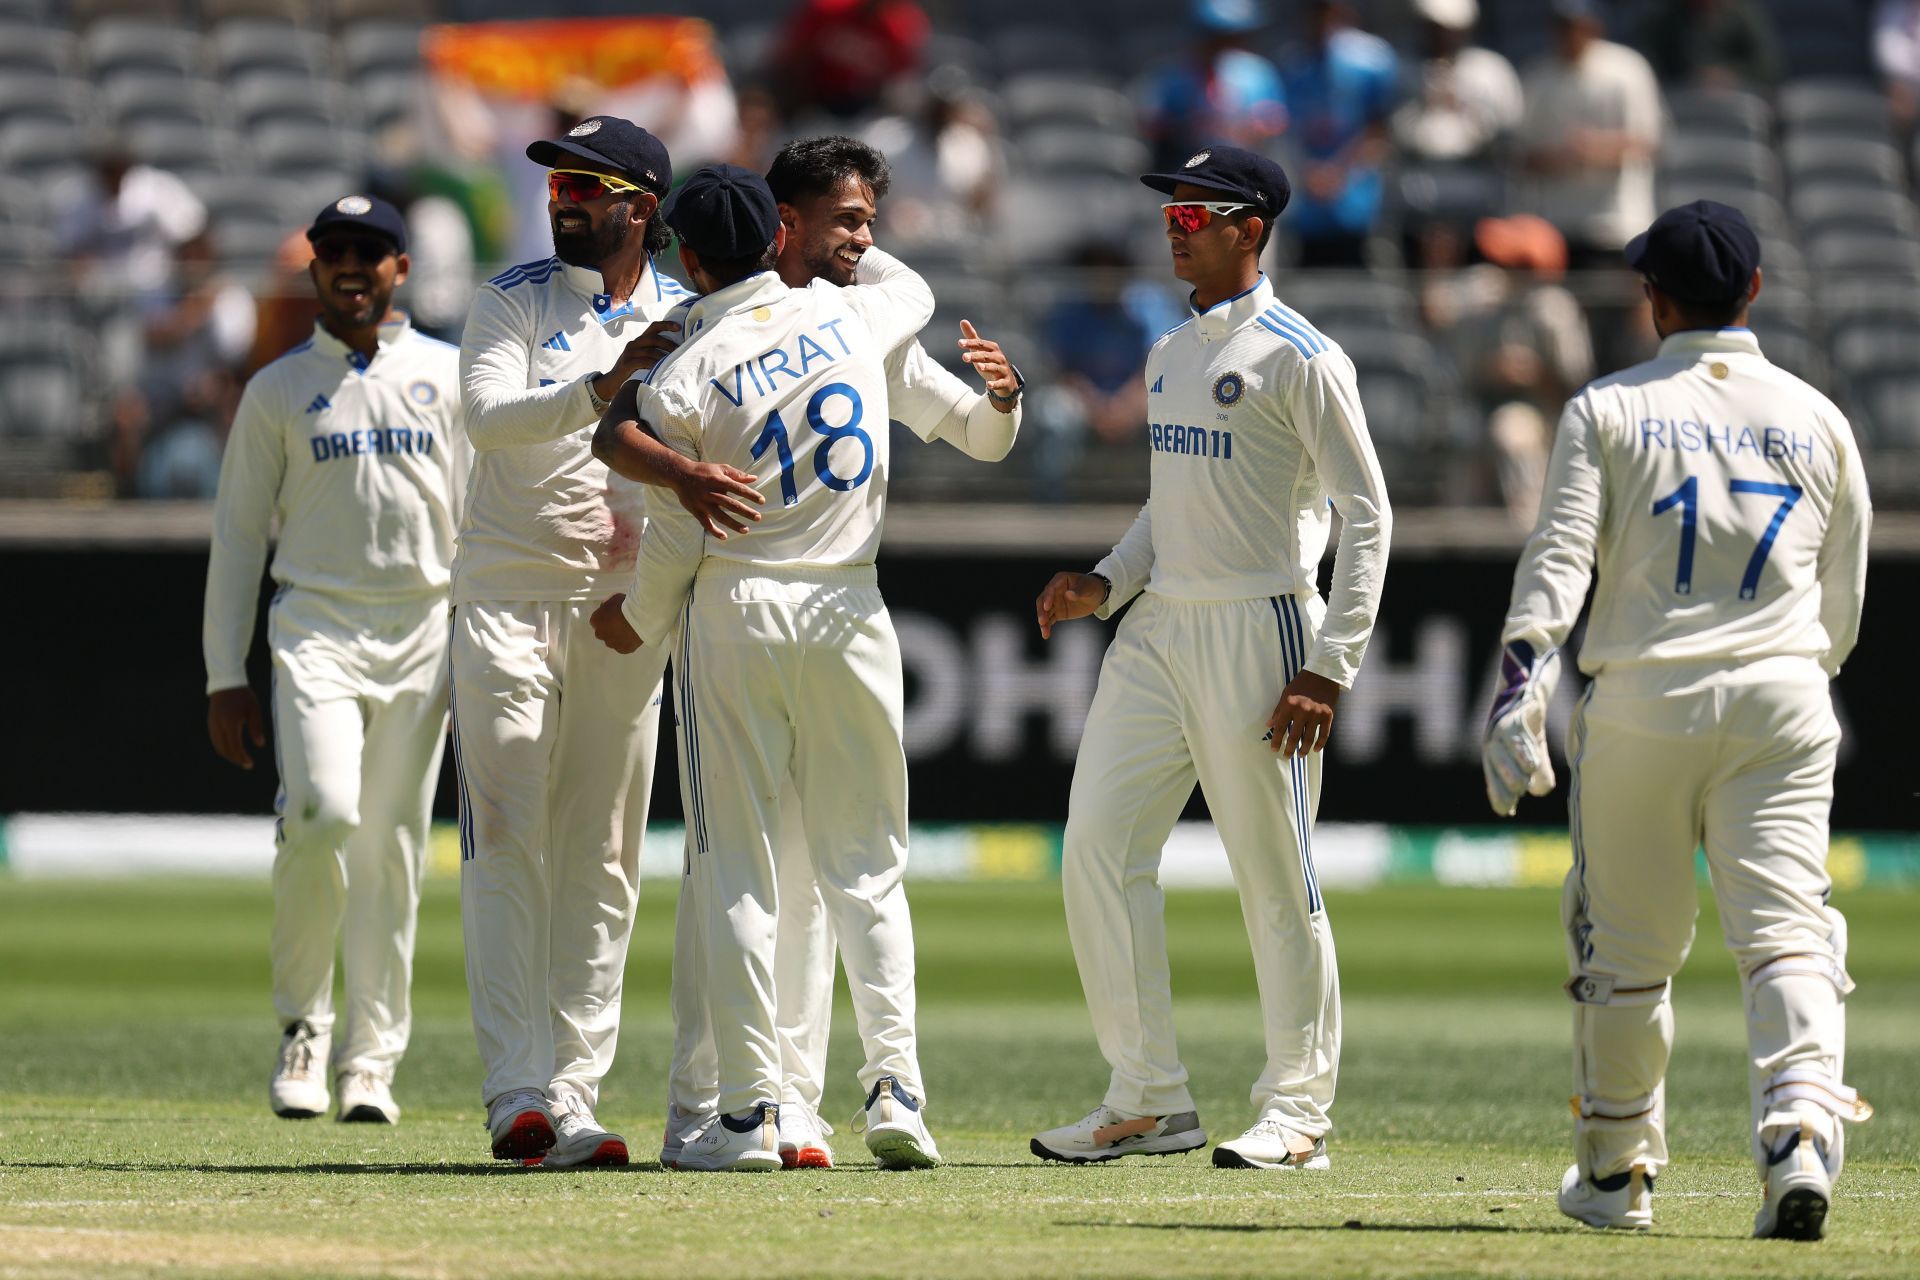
[1061,1218,1567,1238]
[0,1160,646,1177]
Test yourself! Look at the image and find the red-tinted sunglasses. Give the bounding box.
[548,168,642,204]
[312,234,396,264]
[1162,201,1252,233]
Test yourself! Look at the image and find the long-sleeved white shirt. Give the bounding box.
[202,316,465,693]
[1092,274,1393,689]
[453,253,693,604]
[1505,327,1870,678]
[617,249,935,646]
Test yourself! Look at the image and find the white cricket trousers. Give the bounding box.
[1064,591,1340,1133]
[674,560,923,1117]
[668,782,837,1122]
[1564,655,1865,1182]
[268,588,448,1078]
[451,599,664,1110]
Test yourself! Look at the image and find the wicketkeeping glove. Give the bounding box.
[1482,640,1561,817]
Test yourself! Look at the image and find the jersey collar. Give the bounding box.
[562,254,673,325]
[675,270,785,342]
[308,313,413,374]
[1657,327,1763,360]
[1188,272,1275,342]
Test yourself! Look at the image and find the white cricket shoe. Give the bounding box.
[335,1069,398,1124]
[858,1077,942,1170]
[543,1099,629,1168]
[1031,1105,1207,1164]
[673,1102,784,1172]
[1754,1120,1832,1241]
[1557,1162,1654,1230]
[487,1088,556,1162]
[660,1104,710,1168]
[779,1105,835,1170]
[1212,1117,1330,1170]
[269,1021,330,1119]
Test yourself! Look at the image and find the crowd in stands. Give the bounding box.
[3,0,1918,516]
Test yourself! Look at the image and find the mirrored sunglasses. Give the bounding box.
[1162,201,1252,233]
[548,168,642,203]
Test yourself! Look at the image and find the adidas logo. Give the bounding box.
[1151,375,1164,393]
[541,330,572,352]
[304,394,331,414]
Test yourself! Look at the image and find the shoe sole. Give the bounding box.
[491,1111,557,1161]
[1759,1188,1828,1241]
[1030,1135,1207,1165]
[868,1132,939,1170]
[337,1105,396,1124]
[1212,1147,1331,1171]
[272,1106,325,1120]
[544,1138,630,1169]
[781,1146,833,1170]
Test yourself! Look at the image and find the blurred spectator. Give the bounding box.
[247,231,320,376]
[1391,0,1522,163]
[403,193,475,343]
[1878,0,1920,130]
[1638,0,1781,91]
[1516,0,1662,269]
[56,146,207,298]
[1030,242,1185,500]
[115,229,255,498]
[1277,0,1399,267]
[1137,0,1289,173]
[1419,214,1593,526]
[771,0,929,120]
[863,67,1004,246]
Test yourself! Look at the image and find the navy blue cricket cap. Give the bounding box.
[306,193,407,254]
[663,163,781,260]
[1141,144,1291,219]
[1625,199,1762,304]
[527,115,672,196]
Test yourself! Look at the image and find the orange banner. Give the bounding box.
[423,17,723,100]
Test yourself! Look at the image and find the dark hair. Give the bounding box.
[1669,293,1747,330]
[644,208,672,257]
[766,136,892,206]
[692,239,781,287]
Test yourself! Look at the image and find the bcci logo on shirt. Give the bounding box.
[1211,371,1245,407]
[408,381,438,406]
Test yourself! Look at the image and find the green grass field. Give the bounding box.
[0,878,1913,1279]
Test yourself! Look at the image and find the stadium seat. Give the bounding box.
[1830,324,1920,378]
[1342,329,1460,452]
[0,220,53,269]
[0,119,85,174]
[0,74,87,132]
[201,0,316,21]
[1657,181,1790,239]
[1276,272,1418,335]
[68,0,187,22]
[211,21,332,81]
[1396,162,1506,226]
[1014,127,1150,182]
[209,212,292,268]
[989,26,1118,79]
[83,20,203,82]
[0,0,47,22]
[1805,229,1920,276]
[228,72,346,132]
[100,75,217,130]
[1783,136,1904,188]
[1746,316,1830,391]
[999,175,1138,266]
[1665,88,1772,143]
[354,71,421,135]
[1113,25,1190,79]
[328,0,435,23]
[0,174,42,226]
[126,122,237,181]
[249,122,366,179]
[0,25,74,77]
[340,21,426,80]
[1001,74,1136,134]
[0,328,87,439]
[190,172,309,233]
[1778,78,1893,140]
[1659,136,1781,193]
[1851,371,1920,446]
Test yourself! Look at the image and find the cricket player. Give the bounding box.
[612,135,1024,1171]
[588,164,942,1172]
[452,116,691,1168]
[203,195,463,1125]
[1484,200,1873,1240]
[1029,145,1391,1170]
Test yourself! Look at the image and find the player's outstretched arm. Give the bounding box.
[207,686,267,770]
[1036,572,1109,639]
[592,382,764,538]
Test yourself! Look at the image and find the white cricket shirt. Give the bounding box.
[203,316,465,693]
[618,248,934,646]
[454,252,693,604]
[1092,274,1393,689]
[1504,327,1871,677]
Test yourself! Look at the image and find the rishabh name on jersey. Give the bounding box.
[1136,273,1372,605]
[1523,327,1868,673]
[204,315,463,691]
[454,253,693,604]
[639,271,896,569]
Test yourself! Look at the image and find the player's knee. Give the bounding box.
[281,788,359,850]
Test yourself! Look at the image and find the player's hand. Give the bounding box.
[590,593,643,654]
[208,686,267,770]
[1266,670,1343,757]
[1483,641,1562,816]
[672,457,766,539]
[958,320,1019,409]
[1036,571,1108,639]
[604,320,683,385]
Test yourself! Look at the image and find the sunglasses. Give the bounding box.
[311,234,396,265]
[1162,201,1253,233]
[548,168,642,203]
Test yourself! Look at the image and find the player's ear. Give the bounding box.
[632,191,660,226]
[392,251,411,288]
[778,201,800,232]
[1241,215,1265,253]
[773,223,788,255]
[1747,268,1763,306]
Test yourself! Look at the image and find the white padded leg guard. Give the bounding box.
[1569,975,1673,1179]
[1746,948,1869,1180]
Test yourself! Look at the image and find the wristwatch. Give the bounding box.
[585,371,611,414]
[987,364,1026,406]
[1087,571,1112,603]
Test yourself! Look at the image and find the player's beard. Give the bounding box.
[552,203,630,267]
[802,233,859,287]
[317,278,393,333]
